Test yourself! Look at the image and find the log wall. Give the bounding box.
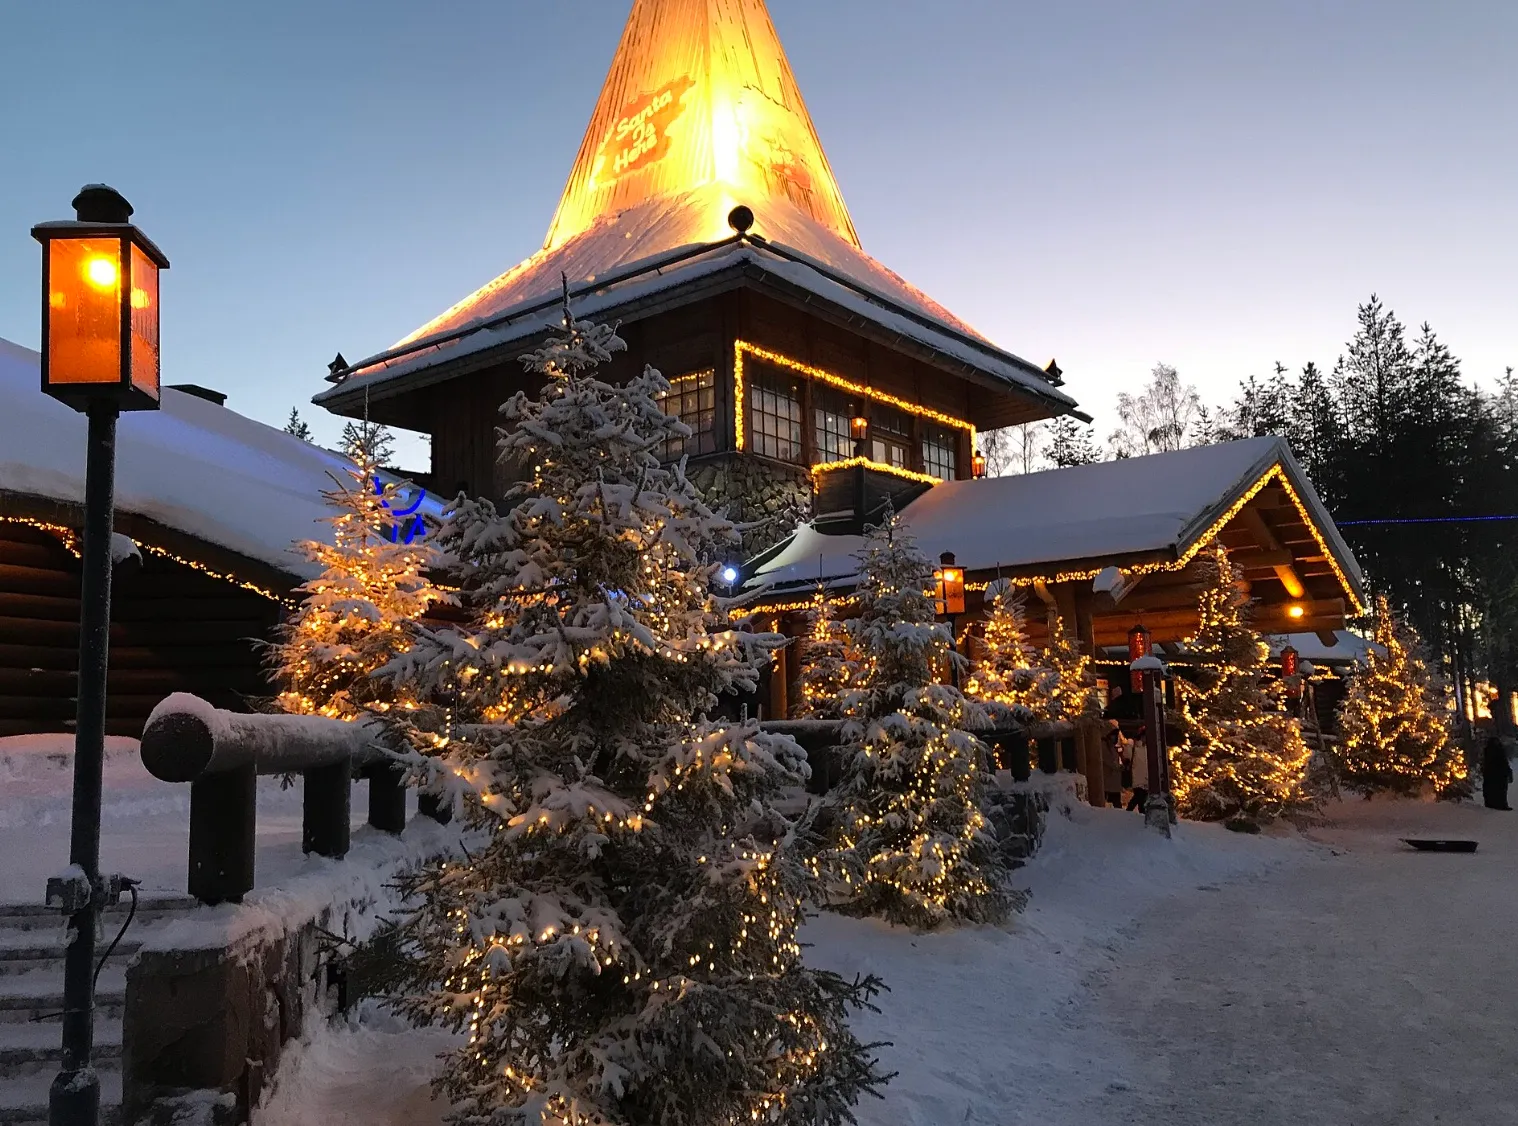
[0,522,281,738]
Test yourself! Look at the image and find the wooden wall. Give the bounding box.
[424,286,1040,502]
[0,522,281,738]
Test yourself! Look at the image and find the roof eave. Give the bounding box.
[316,249,1080,420]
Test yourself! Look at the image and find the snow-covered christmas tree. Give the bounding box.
[1337,596,1466,798]
[269,460,448,720]
[1042,609,1102,727]
[965,580,1051,722]
[827,512,1012,930]
[379,296,887,1126]
[1172,546,1311,822]
[797,582,852,719]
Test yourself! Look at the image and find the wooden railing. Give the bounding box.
[140,694,441,905]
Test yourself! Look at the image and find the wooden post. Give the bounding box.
[768,636,790,720]
[1036,737,1058,774]
[366,761,408,834]
[418,792,453,825]
[188,762,256,905]
[1059,583,1106,806]
[302,759,352,859]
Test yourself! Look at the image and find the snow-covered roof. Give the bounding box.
[743,436,1365,604]
[316,0,1075,420]
[1267,630,1384,666]
[317,225,1075,418]
[0,337,440,581]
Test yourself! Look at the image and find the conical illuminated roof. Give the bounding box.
[327,0,1077,424]
[545,0,859,253]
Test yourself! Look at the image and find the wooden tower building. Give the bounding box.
[315,0,1084,551]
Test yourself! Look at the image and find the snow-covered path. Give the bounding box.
[1071,801,1518,1126]
[253,797,1517,1126]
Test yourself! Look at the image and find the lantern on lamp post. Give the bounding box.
[934,551,966,688]
[32,185,167,1126]
[972,450,988,479]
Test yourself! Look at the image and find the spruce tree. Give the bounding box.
[283,407,314,442]
[1042,610,1102,728]
[341,418,397,466]
[1044,415,1099,467]
[827,513,1011,929]
[269,462,447,720]
[966,581,1052,721]
[1336,597,1467,798]
[1172,547,1311,823]
[379,298,887,1126]
[797,582,852,719]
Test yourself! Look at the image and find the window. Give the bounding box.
[869,406,912,470]
[922,424,958,480]
[655,369,718,461]
[749,366,803,463]
[813,385,857,464]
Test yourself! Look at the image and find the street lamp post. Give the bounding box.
[32,185,168,1126]
[1130,652,1171,837]
[934,551,966,689]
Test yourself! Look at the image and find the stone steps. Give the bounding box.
[0,896,197,1126]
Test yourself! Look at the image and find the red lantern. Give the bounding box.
[1281,644,1299,678]
[1128,622,1152,692]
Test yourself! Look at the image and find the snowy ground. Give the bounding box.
[12,740,1508,1125]
[254,797,1517,1126]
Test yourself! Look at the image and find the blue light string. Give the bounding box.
[1339,515,1518,526]
[373,476,429,544]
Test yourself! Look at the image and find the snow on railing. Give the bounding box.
[140,694,445,905]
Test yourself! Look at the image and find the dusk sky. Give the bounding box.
[2,0,1512,466]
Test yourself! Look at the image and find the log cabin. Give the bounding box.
[313,0,1085,555]
[0,336,438,737]
[738,436,1370,799]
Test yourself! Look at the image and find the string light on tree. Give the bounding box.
[1171,545,1311,824]
[372,292,888,1125]
[1336,595,1467,798]
[268,455,449,721]
[825,510,1015,929]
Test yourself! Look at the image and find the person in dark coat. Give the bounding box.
[1482,736,1513,810]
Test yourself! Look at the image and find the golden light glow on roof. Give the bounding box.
[545,0,858,253]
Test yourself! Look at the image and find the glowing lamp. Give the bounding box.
[719,564,740,587]
[1128,622,1152,692]
[1281,644,1300,678]
[934,551,966,616]
[850,416,869,441]
[32,184,169,412]
[972,451,988,479]
[1287,603,1306,620]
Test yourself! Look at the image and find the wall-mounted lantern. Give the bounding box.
[1281,644,1300,678]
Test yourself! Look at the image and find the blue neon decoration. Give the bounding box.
[373,476,430,545]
